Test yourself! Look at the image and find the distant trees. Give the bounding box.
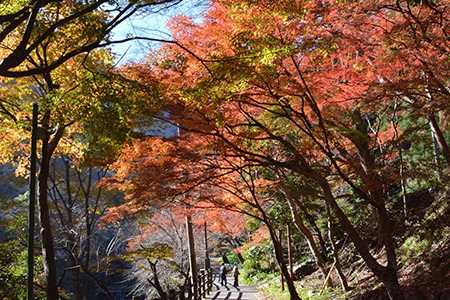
[48,155,120,299]
[120,209,194,298]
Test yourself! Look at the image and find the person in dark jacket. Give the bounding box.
[220,263,228,286]
[232,263,240,287]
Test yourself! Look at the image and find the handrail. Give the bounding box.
[145,269,212,300]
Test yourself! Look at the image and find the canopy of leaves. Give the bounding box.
[100,1,449,296]
[0,0,183,77]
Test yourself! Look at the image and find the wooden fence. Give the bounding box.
[134,269,213,300]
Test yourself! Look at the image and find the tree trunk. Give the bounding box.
[430,124,443,179]
[316,176,404,300]
[375,201,404,299]
[38,135,59,300]
[81,166,95,299]
[383,270,406,300]
[392,115,409,221]
[148,262,167,298]
[301,206,329,257]
[326,203,349,291]
[37,111,65,299]
[268,226,302,300]
[290,210,333,287]
[275,170,333,287]
[428,114,450,166]
[72,255,83,300]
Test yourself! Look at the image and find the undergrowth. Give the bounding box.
[251,273,348,300]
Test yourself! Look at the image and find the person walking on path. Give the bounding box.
[220,263,228,286]
[232,263,240,287]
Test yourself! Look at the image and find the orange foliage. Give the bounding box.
[102,0,449,251]
[142,0,449,190]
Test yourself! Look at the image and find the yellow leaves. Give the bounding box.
[0,116,30,175]
[119,242,176,268]
[0,129,20,163]
[57,135,88,162]
[0,0,115,79]
[0,0,29,15]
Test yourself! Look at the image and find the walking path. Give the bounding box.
[206,257,260,300]
[206,276,260,300]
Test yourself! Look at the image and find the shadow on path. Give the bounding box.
[206,257,259,300]
[206,276,259,300]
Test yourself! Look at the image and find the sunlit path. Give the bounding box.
[206,277,260,300]
[206,257,260,300]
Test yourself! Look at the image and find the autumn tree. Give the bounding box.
[99,129,304,299]
[0,1,242,298]
[122,1,450,299]
[0,9,171,299]
[0,0,185,77]
[0,1,195,297]
[119,207,211,298]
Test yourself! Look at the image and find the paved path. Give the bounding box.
[206,276,260,300]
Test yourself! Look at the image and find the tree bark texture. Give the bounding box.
[428,114,450,166]
[38,135,59,300]
[326,204,349,291]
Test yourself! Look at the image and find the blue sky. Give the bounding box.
[111,0,209,64]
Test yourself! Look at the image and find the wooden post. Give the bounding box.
[186,215,198,298]
[320,261,337,294]
[27,103,38,300]
[204,222,210,270]
[200,269,206,298]
[207,269,212,293]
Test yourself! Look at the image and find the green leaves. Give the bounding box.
[74,70,161,164]
[0,0,30,15]
[0,225,45,299]
[120,242,181,272]
[0,241,27,299]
